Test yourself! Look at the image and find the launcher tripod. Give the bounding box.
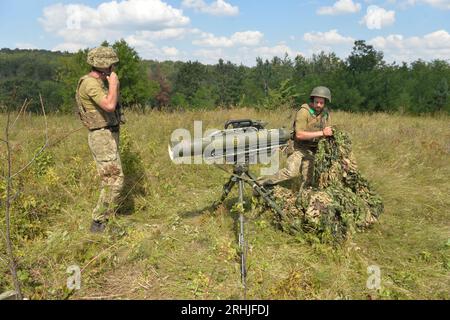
[211,120,285,299]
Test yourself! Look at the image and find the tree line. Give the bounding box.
[0,39,449,114]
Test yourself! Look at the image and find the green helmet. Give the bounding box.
[87,46,119,69]
[310,86,331,103]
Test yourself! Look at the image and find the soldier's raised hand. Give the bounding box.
[107,72,119,88]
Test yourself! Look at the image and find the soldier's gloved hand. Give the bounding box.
[323,127,333,137]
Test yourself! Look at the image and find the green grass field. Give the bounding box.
[0,108,449,300]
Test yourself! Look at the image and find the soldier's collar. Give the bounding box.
[308,105,329,118]
[308,106,321,117]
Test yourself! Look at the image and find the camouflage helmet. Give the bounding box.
[310,86,331,103]
[87,46,119,69]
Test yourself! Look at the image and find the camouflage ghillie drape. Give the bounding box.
[272,130,384,243]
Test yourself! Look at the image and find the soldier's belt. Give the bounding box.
[89,125,120,133]
[294,143,318,151]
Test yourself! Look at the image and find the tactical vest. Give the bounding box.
[76,75,119,130]
[294,104,330,149]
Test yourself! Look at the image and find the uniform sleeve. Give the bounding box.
[84,79,107,106]
[294,108,309,133]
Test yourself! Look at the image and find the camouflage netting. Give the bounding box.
[272,129,384,243]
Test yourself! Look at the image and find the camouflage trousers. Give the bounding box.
[259,147,316,191]
[88,128,124,223]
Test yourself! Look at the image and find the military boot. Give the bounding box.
[90,220,107,233]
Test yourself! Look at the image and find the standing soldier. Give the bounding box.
[76,46,124,233]
[259,86,333,190]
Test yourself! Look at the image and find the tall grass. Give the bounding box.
[0,109,449,299]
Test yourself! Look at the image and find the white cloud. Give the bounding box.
[124,27,201,58]
[369,29,450,62]
[360,5,396,29]
[303,29,355,45]
[39,0,190,49]
[125,35,156,50]
[125,34,186,60]
[231,31,264,46]
[161,46,180,57]
[125,41,185,61]
[302,30,355,57]
[402,0,450,9]
[15,43,38,50]
[128,28,197,43]
[40,1,189,32]
[423,0,450,9]
[193,33,234,47]
[238,43,302,65]
[137,28,189,41]
[182,0,239,16]
[251,44,302,60]
[52,42,88,53]
[192,44,302,66]
[193,31,264,47]
[317,0,362,15]
[193,48,227,63]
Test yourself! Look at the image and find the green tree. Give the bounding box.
[112,39,153,109]
[345,41,386,112]
[171,92,188,108]
[433,78,449,113]
[56,49,90,113]
[191,86,217,110]
[254,58,273,98]
[173,61,208,106]
[347,40,384,74]
[213,59,245,107]
[311,51,343,75]
[263,79,300,109]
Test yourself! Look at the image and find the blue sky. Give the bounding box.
[1,0,449,65]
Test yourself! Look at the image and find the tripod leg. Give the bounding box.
[238,179,247,299]
[213,176,237,208]
[246,171,274,197]
[244,172,286,220]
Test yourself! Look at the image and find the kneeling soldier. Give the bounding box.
[259,86,334,190]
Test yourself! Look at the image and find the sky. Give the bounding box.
[0,0,449,66]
